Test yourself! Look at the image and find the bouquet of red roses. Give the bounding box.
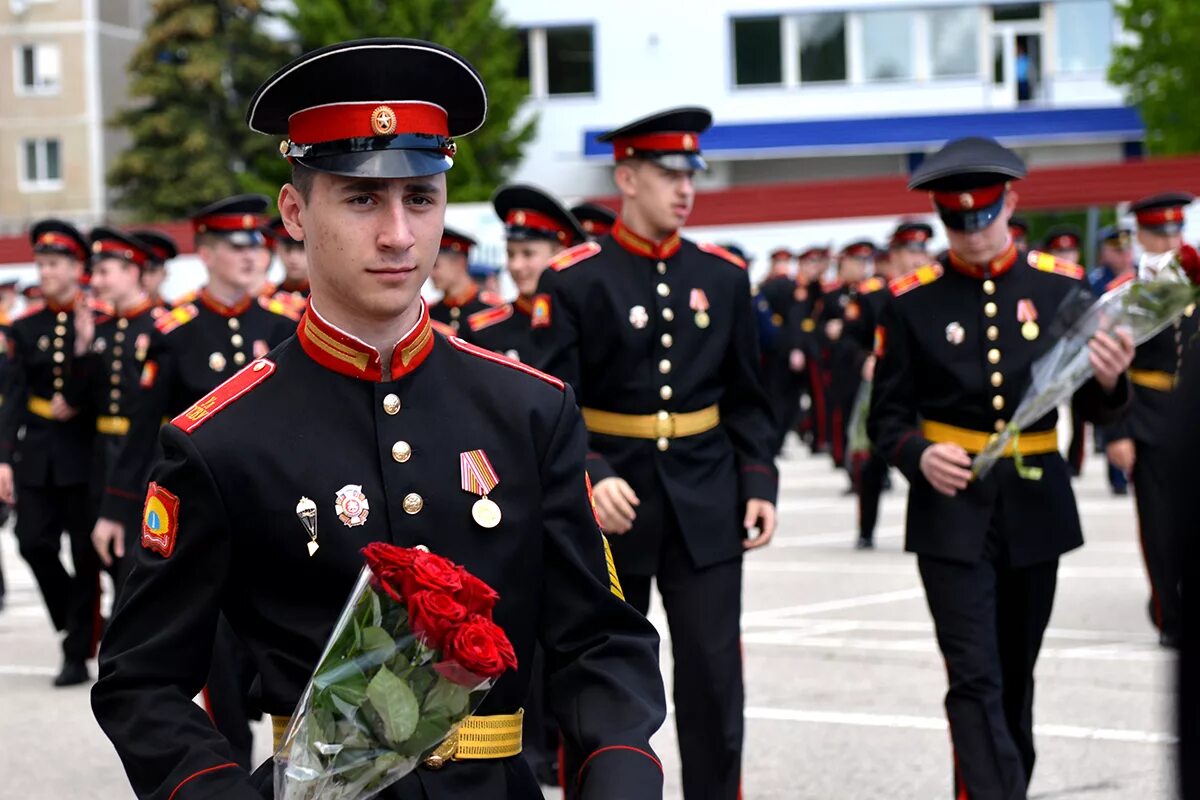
[273,543,517,800]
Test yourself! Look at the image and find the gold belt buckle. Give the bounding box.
[423,731,458,770]
[654,410,675,439]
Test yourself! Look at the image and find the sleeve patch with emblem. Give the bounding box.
[141,482,180,558]
[139,360,158,389]
[531,294,552,329]
[873,325,887,358]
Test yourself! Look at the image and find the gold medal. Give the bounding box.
[695,311,710,329]
[1022,321,1039,340]
[472,496,502,529]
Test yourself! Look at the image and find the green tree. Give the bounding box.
[285,0,536,201]
[1109,0,1200,155]
[109,0,296,220]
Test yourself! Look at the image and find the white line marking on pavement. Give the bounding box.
[0,665,57,677]
[742,588,925,623]
[771,526,904,547]
[741,617,1161,643]
[746,561,1147,579]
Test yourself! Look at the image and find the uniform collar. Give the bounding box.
[513,295,534,316]
[199,288,253,318]
[612,218,682,261]
[116,296,157,319]
[947,242,1018,279]
[46,291,83,314]
[442,284,479,309]
[297,299,434,382]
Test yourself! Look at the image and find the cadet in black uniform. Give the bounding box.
[428,226,491,335]
[0,220,103,686]
[789,247,828,452]
[466,184,585,362]
[533,107,776,799]
[868,138,1135,800]
[1103,192,1198,647]
[264,216,311,300]
[81,228,163,589]
[756,252,809,455]
[92,38,666,800]
[571,202,617,241]
[132,230,178,309]
[1041,226,1091,476]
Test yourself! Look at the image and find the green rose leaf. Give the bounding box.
[365,666,420,746]
[423,677,471,719]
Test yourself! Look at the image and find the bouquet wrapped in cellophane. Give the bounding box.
[274,543,517,800]
[972,248,1200,479]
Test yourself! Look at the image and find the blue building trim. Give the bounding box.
[583,105,1144,158]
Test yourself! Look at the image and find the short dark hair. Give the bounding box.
[291,162,317,201]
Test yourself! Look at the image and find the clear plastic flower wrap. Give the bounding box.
[972,250,1200,479]
[273,543,517,800]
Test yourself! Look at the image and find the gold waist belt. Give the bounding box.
[1129,369,1177,392]
[26,396,53,420]
[582,404,720,440]
[271,709,523,768]
[922,420,1059,457]
[96,415,130,435]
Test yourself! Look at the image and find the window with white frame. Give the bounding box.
[929,7,980,77]
[861,10,916,82]
[14,43,61,95]
[20,138,62,191]
[517,25,595,98]
[797,13,847,84]
[733,16,783,86]
[1055,0,1113,74]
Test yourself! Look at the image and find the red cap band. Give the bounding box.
[92,239,148,267]
[440,234,472,252]
[612,132,701,160]
[289,101,449,144]
[1048,235,1078,250]
[35,231,85,260]
[894,229,929,245]
[932,184,1005,211]
[506,209,571,243]
[842,244,874,258]
[1136,207,1185,227]
[194,213,267,234]
[581,219,612,237]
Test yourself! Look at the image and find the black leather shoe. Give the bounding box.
[1160,631,1181,649]
[53,659,90,687]
[855,537,875,550]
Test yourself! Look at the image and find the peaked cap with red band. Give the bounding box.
[130,230,178,266]
[840,240,876,259]
[440,225,476,254]
[908,137,1027,233]
[493,184,587,247]
[571,202,617,240]
[89,226,155,269]
[262,216,300,247]
[192,194,270,247]
[1130,191,1194,235]
[246,38,487,179]
[30,219,88,262]
[596,106,712,172]
[890,221,933,250]
[1042,224,1082,252]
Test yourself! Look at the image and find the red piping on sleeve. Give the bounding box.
[576,745,663,789]
[168,762,238,800]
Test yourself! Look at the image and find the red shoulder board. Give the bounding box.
[155,303,199,334]
[551,241,602,272]
[1105,272,1136,293]
[430,319,456,337]
[467,304,514,332]
[17,302,45,320]
[171,358,276,434]
[858,276,886,294]
[447,336,565,391]
[259,293,302,321]
[697,241,747,269]
[889,263,944,297]
[1027,251,1085,280]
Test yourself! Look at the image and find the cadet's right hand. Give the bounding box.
[592,477,640,535]
[92,518,126,567]
[825,319,844,341]
[1106,438,1136,475]
[50,393,79,421]
[0,464,14,505]
[919,443,972,497]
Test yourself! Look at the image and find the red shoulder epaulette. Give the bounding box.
[155,303,199,334]
[446,336,565,391]
[1105,272,1136,293]
[171,358,276,434]
[430,319,456,337]
[551,241,602,272]
[697,241,747,269]
[467,304,514,332]
[858,276,886,294]
[889,263,944,297]
[17,302,44,320]
[259,293,302,321]
[1028,250,1085,280]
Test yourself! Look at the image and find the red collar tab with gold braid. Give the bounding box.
[441,284,479,308]
[297,300,434,382]
[36,232,86,261]
[46,291,84,314]
[947,242,1018,279]
[193,213,266,235]
[505,209,574,244]
[199,289,253,318]
[513,296,535,316]
[118,297,157,319]
[612,219,681,261]
[612,131,700,161]
[172,359,276,434]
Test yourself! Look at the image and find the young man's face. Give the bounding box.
[141,265,166,297]
[280,242,309,283]
[798,255,825,283]
[839,255,869,283]
[35,253,82,301]
[430,250,468,293]
[281,171,445,323]
[619,160,695,232]
[90,257,142,305]
[506,240,560,297]
[1101,241,1134,272]
[944,192,1018,264]
[1137,228,1182,257]
[200,239,261,292]
[890,247,929,276]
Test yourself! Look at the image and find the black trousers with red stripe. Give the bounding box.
[1131,441,1182,639]
[14,482,101,662]
[620,517,744,800]
[919,538,1058,800]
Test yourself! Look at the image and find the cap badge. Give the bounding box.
[683,134,695,150]
[242,215,254,229]
[279,140,290,155]
[945,321,965,345]
[92,241,103,253]
[371,105,397,136]
[959,193,975,210]
[513,210,527,226]
[335,484,370,527]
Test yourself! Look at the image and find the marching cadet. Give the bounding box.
[94,194,299,767]
[0,220,103,686]
[1103,192,1198,648]
[532,106,776,799]
[92,37,666,800]
[428,226,491,335]
[0,278,12,609]
[466,183,586,361]
[0,278,19,326]
[756,253,806,455]
[766,247,793,278]
[855,222,932,549]
[791,246,829,453]
[81,228,160,589]
[264,216,312,299]
[571,202,617,241]
[869,137,1134,800]
[1088,226,1135,495]
[131,230,178,309]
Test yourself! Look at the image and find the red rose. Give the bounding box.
[456,570,500,615]
[400,551,464,597]
[362,543,419,579]
[407,590,468,649]
[439,615,518,684]
[1179,245,1200,285]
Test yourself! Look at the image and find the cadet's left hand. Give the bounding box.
[73,294,95,357]
[1089,329,1135,393]
[50,393,78,421]
[743,499,776,550]
[862,355,876,382]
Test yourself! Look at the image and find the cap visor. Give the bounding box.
[652,153,708,172]
[296,149,453,180]
[937,195,1006,233]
